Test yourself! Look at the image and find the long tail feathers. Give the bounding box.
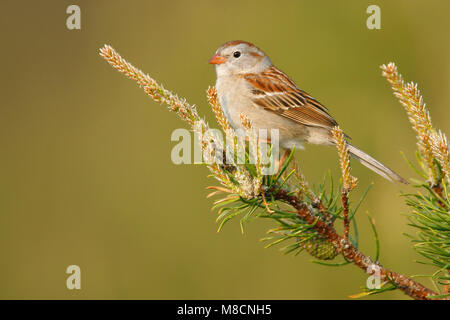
[346,143,408,184]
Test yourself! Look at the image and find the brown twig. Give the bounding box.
[289,159,334,224]
[261,191,275,214]
[341,190,350,241]
[273,188,441,300]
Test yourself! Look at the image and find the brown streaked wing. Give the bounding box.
[244,66,338,129]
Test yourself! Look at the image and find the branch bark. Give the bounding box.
[273,188,442,300]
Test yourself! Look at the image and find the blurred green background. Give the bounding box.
[0,0,449,299]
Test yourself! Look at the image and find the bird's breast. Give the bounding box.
[215,76,250,130]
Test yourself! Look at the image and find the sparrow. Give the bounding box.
[209,40,407,183]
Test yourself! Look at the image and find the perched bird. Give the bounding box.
[209,40,407,183]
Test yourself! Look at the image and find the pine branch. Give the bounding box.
[382,63,449,293]
[331,126,358,241]
[272,188,438,300]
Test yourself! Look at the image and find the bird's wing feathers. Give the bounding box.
[244,66,338,129]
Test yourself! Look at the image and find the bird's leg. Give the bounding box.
[261,190,274,214]
[277,148,292,175]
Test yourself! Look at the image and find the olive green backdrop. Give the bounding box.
[0,0,449,299]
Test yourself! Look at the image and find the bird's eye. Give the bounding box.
[233,51,241,58]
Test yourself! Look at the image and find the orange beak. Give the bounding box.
[208,54,226,65]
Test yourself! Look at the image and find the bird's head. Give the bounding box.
[209,40,272,76]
